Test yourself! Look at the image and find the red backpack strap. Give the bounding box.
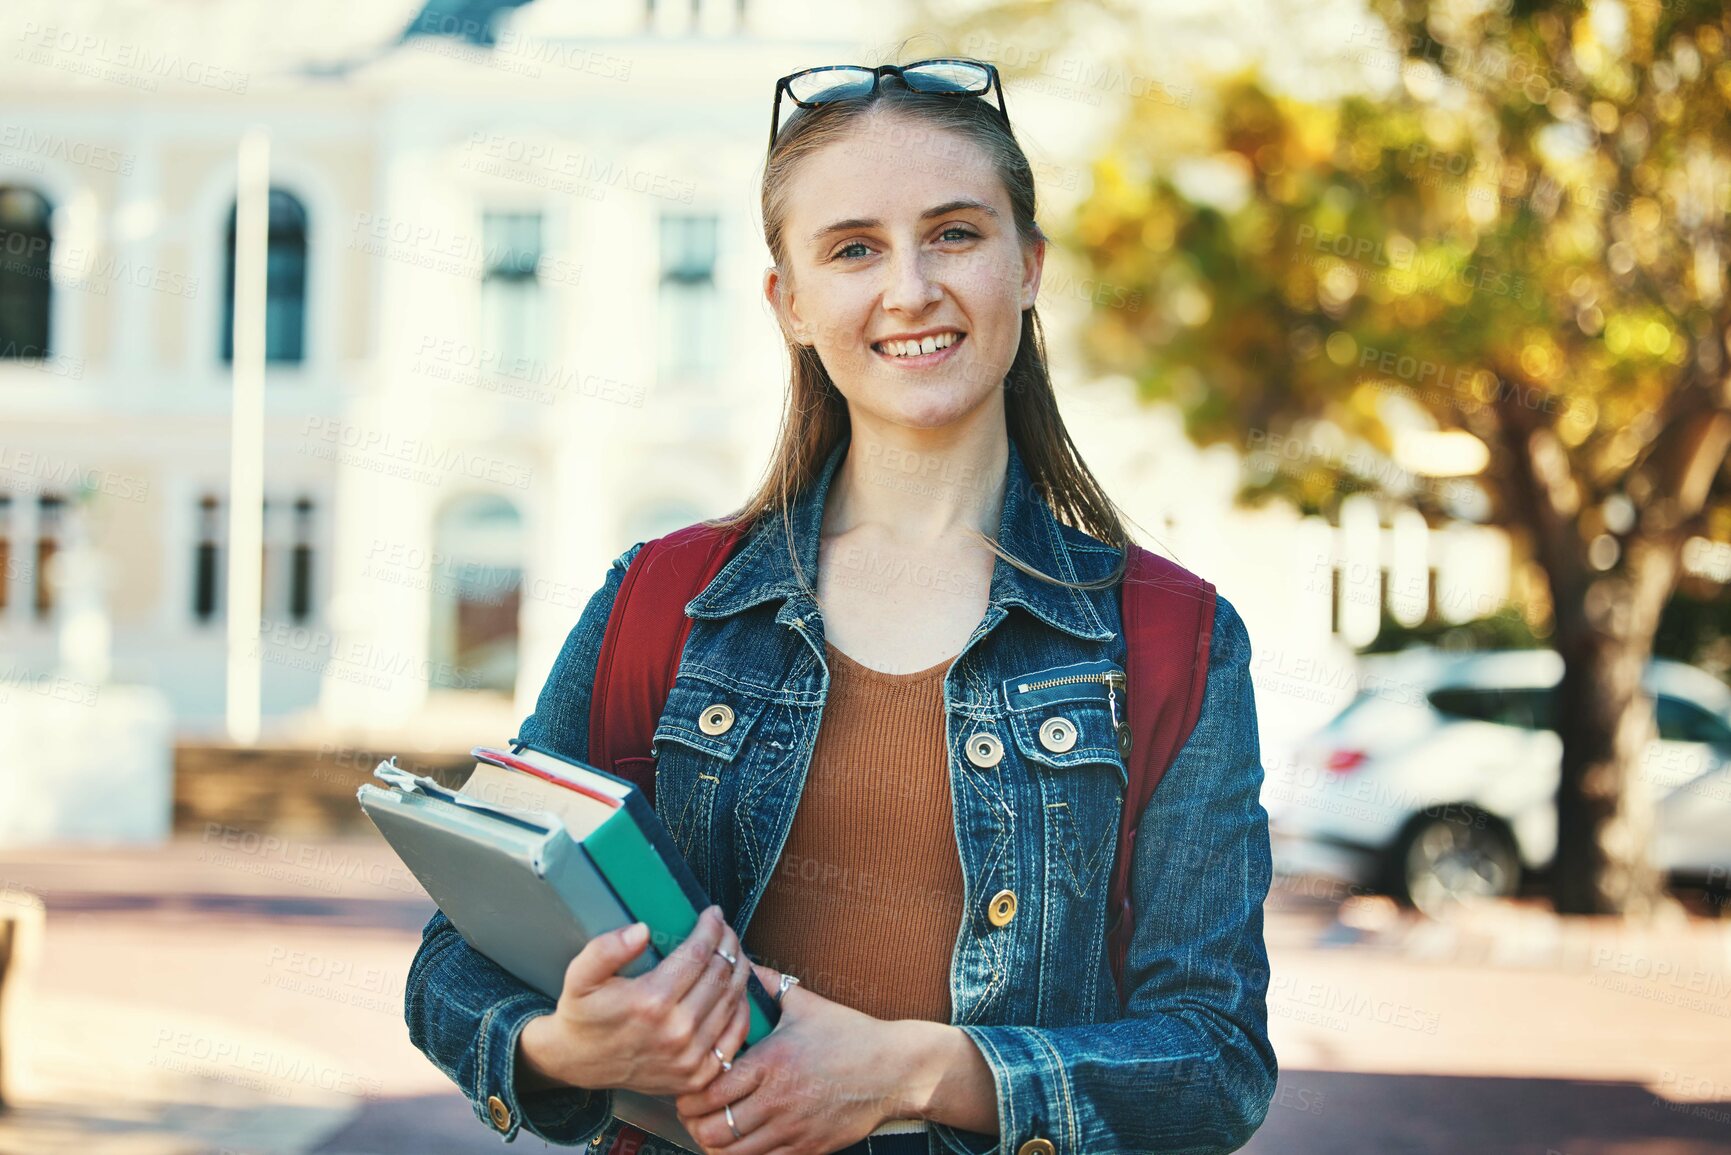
[587,521,748,807]
[1106,543,1218,1008]
[588,521,745,1155]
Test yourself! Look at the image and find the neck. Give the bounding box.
[824,419,1009,546]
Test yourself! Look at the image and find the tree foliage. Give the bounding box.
[1054,0,1731,913]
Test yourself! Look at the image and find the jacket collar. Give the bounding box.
[686,430,1114,642]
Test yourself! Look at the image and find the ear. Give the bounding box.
[764,265,811,346]
[1018,234,1045,311]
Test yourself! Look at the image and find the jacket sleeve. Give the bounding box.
[929,594,1277,1155]
[403,542,644,1146]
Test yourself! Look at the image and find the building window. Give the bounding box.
[480,211,543,371]
[222,188,309,364]
[290,497,315,623]
[34,494,63,619]
[194,495,222,622]
[657,213,720,381]
[194,492,316,624]
[0,186,54,360]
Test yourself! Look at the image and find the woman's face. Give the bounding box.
[765,110,1043,434]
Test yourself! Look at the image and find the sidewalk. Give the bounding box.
[0,837,1726,1154]
[1,992,363,1155]
[0,835,492,1155]
[1249,889,1731,1153]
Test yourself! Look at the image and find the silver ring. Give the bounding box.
[775,972,800,1004]
[712,1046,731,1072]
[724,1101,742,1140]
[714,946,738,967]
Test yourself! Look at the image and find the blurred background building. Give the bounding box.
[1,0,1559,758]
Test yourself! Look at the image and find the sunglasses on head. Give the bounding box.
[767,58,1010,158]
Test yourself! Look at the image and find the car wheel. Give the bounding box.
[1391,812,1520,916]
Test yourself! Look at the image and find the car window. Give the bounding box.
[1428,686,1556,731]
[1656,695,1731,745]
[1508,688,1557,731]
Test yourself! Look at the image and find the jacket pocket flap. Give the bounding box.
[1006,697,1128,785]
[652,676,772,763]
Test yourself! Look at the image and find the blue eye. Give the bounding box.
[831,227,978,262]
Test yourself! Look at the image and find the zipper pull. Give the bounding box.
[1109,676,1132,758]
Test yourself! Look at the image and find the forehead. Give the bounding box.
[783,112,1007,223]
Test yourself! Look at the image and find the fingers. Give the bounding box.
[691,955,743,1063]
[677,913,744,1025]
[718,981,752,1059]
[648,904,727,1006]
[563,919,650,999]
[675,1019,760,1119]
[705,944,753,1060]
[680,930,753,1097]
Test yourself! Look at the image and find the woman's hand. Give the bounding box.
[517,904,754,1099]
[672,965,914,1155]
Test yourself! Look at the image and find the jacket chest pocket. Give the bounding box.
[1004,661,1128,901]
[652,676,777,871]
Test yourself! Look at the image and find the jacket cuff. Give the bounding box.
[478,990,612,1145]
[928,1025,1072,1155]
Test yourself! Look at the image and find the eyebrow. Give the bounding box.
[807,199,999,245]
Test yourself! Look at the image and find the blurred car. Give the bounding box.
[1265,646,1731,914]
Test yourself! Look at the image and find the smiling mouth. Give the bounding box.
[870,331,967,361]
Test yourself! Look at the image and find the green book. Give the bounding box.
[465,743,781,1043]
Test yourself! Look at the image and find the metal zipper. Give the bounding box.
[1017,670,1126,725]
[1015,671,1126,692]
[1015,670,1131,755]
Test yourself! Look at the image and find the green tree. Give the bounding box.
[1058,0,1731,915]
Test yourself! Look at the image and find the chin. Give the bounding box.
[885,390,998,429]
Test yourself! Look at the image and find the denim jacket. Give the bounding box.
[404,431,1277,1154]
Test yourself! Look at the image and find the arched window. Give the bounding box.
[0,186,53,360]
[429,493,524,694]
[221,188,308,364]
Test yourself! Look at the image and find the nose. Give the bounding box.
[880,246,942,316]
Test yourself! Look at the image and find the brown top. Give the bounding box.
[740,640,966,1023]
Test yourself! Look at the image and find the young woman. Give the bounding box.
[406,59,1276,1155]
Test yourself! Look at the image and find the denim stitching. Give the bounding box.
[1028,1027,1077,1149]
[734,701,803,879]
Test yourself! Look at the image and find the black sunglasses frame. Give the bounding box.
[767,58,1010,158]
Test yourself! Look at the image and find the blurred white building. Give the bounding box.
[0,0,1522,756]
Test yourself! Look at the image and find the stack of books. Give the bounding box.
[358,744,782,1150]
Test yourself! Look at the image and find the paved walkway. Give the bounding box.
[0,838,1726,1153]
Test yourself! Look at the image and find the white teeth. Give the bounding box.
[877,332,960,358]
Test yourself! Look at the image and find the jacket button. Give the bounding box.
[1038,716,1078,753]
[987,888,1017,926]
[486,1094,512,1132]
[1016,1140,1056,1155]
[699,703,735,735]
[965,732,1004,768]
